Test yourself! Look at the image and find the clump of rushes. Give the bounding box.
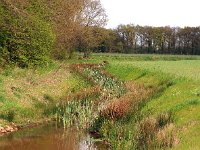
[56,86,101,129]
[57,98,94,129]
[135,112,178,149]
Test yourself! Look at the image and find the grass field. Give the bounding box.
[110,60,200,81]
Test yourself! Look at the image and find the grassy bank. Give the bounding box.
[101,58,200,149]
[0,62,90,127]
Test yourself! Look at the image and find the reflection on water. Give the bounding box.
[0,123,109,150]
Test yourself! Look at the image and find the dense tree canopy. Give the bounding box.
[96,24,200,55]
[0,0,55,67]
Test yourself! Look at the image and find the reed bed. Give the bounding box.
[56,63,127,130]
[56,98,96,129]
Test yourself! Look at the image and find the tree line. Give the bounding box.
[92,25,200,55]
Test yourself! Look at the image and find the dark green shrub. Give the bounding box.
[0,1,55,67]
[0,109,15,122]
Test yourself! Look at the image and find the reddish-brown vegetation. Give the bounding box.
[100,82,153,119]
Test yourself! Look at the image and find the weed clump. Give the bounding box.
[100,98,132,120]
[0,109,15,122]
[135,117,157,149]
[135,112,178,149]
[156,123,178,148]
[100,82,152,120]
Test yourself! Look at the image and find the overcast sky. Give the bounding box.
[101,0,200,28]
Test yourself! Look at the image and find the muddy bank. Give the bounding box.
[0,119,53,137]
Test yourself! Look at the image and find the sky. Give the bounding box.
[101,0,200,29]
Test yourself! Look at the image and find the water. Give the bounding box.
[0,123,109,150]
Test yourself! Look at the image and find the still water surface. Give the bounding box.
[0,123,108,150]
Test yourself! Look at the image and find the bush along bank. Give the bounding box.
[0,1,55,68]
